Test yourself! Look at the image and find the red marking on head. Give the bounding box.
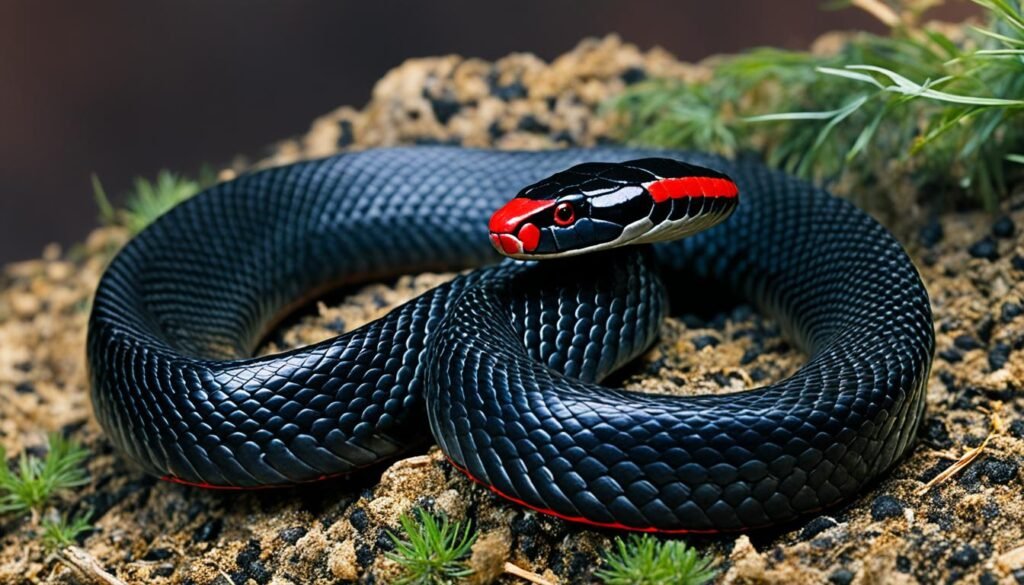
[647,176,738,203]
[518,223,540,252]
[489,198,557,233]
[492,233,523,255]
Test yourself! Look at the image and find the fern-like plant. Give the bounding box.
[386,509,477,585]
[596,535,716,585]
[41,511,93,554]
[607,0,1024,210]
[0,434,90,522]
[93,169,209,234]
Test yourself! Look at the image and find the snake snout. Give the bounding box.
[489,198,555,255]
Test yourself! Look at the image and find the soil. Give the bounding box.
[1,35,1022,585]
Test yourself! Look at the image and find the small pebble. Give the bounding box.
[922,418,952,449]
[492,81,527,101]
[800,516,838,540]
[235,539,271,585]
[981,502,1000,519]
[517,114,549,134]
[918,219,943,248]
[740,347,760,365]
[980,457,1018,485]
[355,543,374,567]
[349,507,369,531]
[375,528,395,551]
[947,544,979,567]
[1009,419,1024,439]
[976,315,995,343]
[1002,302,1022,323]
[14,382,34,394]
[336,120,354,148]
[938,348,963,363]
[620,66,647,84]
[828,568,855,585]
[992,215,1015,238]
[553,130,575,145]
[953,334,982,351]
[142,548,174,561]
[192,518,223,543]
[988,343,1011,371]
[277,526,307,545]
[487,121,504,140]
[1011,254,1024,271]
[691,335,720,350]
[429,96,461,124]
[968,236,999,261]
[870,495,905,520]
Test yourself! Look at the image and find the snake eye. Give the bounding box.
[553,202,575,226]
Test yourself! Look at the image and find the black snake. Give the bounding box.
[87,147,934,532]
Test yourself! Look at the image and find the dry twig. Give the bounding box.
[915,402,1004,495]
[57,546,127,585]
[505,561,557,585]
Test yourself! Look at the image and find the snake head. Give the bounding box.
[489,158,739,259]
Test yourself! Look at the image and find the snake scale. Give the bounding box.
[87,147,934,532]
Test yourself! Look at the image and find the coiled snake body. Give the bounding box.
[88,147,933,532]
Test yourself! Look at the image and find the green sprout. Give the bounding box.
[386,509,477,585]
[93,169,211,234]
[41,511,93,554]
[596,535,716,585]
[0,434,90,522]
[607,0,1024,210]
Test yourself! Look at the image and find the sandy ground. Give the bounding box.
[0,35,1022,584]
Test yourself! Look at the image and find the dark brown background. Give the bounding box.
[0,1,976,263]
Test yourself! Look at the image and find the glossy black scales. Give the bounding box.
[87,147,933,533]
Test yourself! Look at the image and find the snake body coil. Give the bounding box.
[88,147,933,532]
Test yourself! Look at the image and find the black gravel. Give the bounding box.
[921,417,953,449]
[938,348,963,363]
[988,343,1011,371]
[349,507,369,531]
[968,237,999,261]
[517,114,550,134]
[1002,302,1022,323]
[992,216,1015,238]
[191,518,222,543]
[953,334,983,351]
[429,96,461,125]
[234,539,271,585]
[1011,254,1024,271]
[800,516,838,540]
[870,495,905,520]
[919,219,943,248]
[829,568,855,585]
[620,66,647,84]
[980,458,1019,485]
[277,526,308,545]
[691,335,720,350]
[948,544,980,568]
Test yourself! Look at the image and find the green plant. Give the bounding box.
[386,509,477,585]
[607,0,1024,210]
[0,434,90,522]
[93,169,211,234]
[41,511,93,554]
[596,534,716,585]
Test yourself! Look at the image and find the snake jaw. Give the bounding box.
[489,198,557,255]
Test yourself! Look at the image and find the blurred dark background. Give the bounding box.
[0,1,977,263]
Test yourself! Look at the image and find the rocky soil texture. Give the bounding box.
[1,36,1023,584]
